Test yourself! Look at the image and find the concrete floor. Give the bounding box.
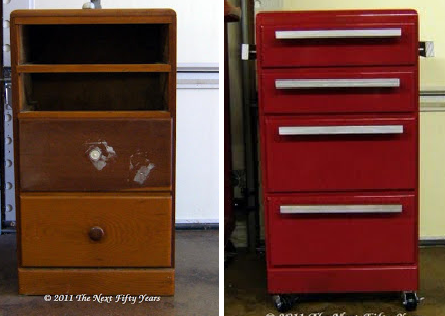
[225,247,445,316]
[0,230,218,316]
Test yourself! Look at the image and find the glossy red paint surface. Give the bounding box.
[257,10,417,68]
[267,192,416,266]
[268,266,418,294]
[264,115,416,192]
[257,9,419,295]
[261,67,416,114]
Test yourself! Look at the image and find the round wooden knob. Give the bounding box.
[89,226,104,241]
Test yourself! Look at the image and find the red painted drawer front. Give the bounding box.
[264,116,416,192]
[261,67,415,114]
[257,10,417,68]
[267,193,416,267]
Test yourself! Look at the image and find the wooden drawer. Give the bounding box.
[257,10,417,68]
[20,194,172,267]
[267,193,416,267]
[261,67,416,114]
[263,115,417,192]
[19,117,172,191]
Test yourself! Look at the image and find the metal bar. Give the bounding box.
[240,0,259,253]
[1,0,3,234]
[420,92,445,112]
[175,223,219,230]
[419,238,445,246]
[177,63,219,72]
[275,28,402,39]
[2,0,33,233]
[3,78,15,227]
[275,78,400,89]
[278,125,403,136]
[280,204,403,214]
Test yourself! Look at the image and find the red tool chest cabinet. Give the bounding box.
[256,10,419,312]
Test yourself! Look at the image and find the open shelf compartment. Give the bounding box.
[20,72,169,111]
[19,23,170,65]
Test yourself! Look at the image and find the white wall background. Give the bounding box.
[176,89,219,223]
[32,0,220,224]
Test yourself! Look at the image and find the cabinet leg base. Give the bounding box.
[18,267,175,295]
[268,265,417,293]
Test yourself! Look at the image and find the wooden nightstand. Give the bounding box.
[11,9,176,295]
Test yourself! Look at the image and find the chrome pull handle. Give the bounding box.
[280,204,403,214]
[278,125,404,136]
[275,78,400,89]
[275,28,402,39]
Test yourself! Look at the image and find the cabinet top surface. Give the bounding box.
[256,9,418,25]
[11,9,176,18]
[256,9,417,16]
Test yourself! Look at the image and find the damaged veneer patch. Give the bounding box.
[85,140,117,171]
[129,150,155,185]
[133,164,155,184]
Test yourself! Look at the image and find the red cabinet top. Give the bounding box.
[256,9,418,26]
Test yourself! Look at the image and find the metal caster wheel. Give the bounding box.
[272,294,294,313]
[402,291,420,312]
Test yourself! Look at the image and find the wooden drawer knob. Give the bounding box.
[89,226,104,241]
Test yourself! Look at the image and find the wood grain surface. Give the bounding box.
[11,9,176,18]
[20,194,172,267]
[19,268,175,295]
[18,111,171,119]
[19,118,172,191]
[17,64,172,73]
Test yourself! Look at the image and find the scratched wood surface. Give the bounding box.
[20,194,172,267]
[19,118,172,191]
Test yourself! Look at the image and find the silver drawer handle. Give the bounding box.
[278,125,403,136]
[275,28,402,39]
[275,78,400,89]
[280,204,402,214]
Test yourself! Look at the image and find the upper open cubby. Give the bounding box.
[20,72,168,111]
[20,23,169,64]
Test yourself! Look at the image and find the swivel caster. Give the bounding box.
[272,294,295,313]
[402,291,422,312]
